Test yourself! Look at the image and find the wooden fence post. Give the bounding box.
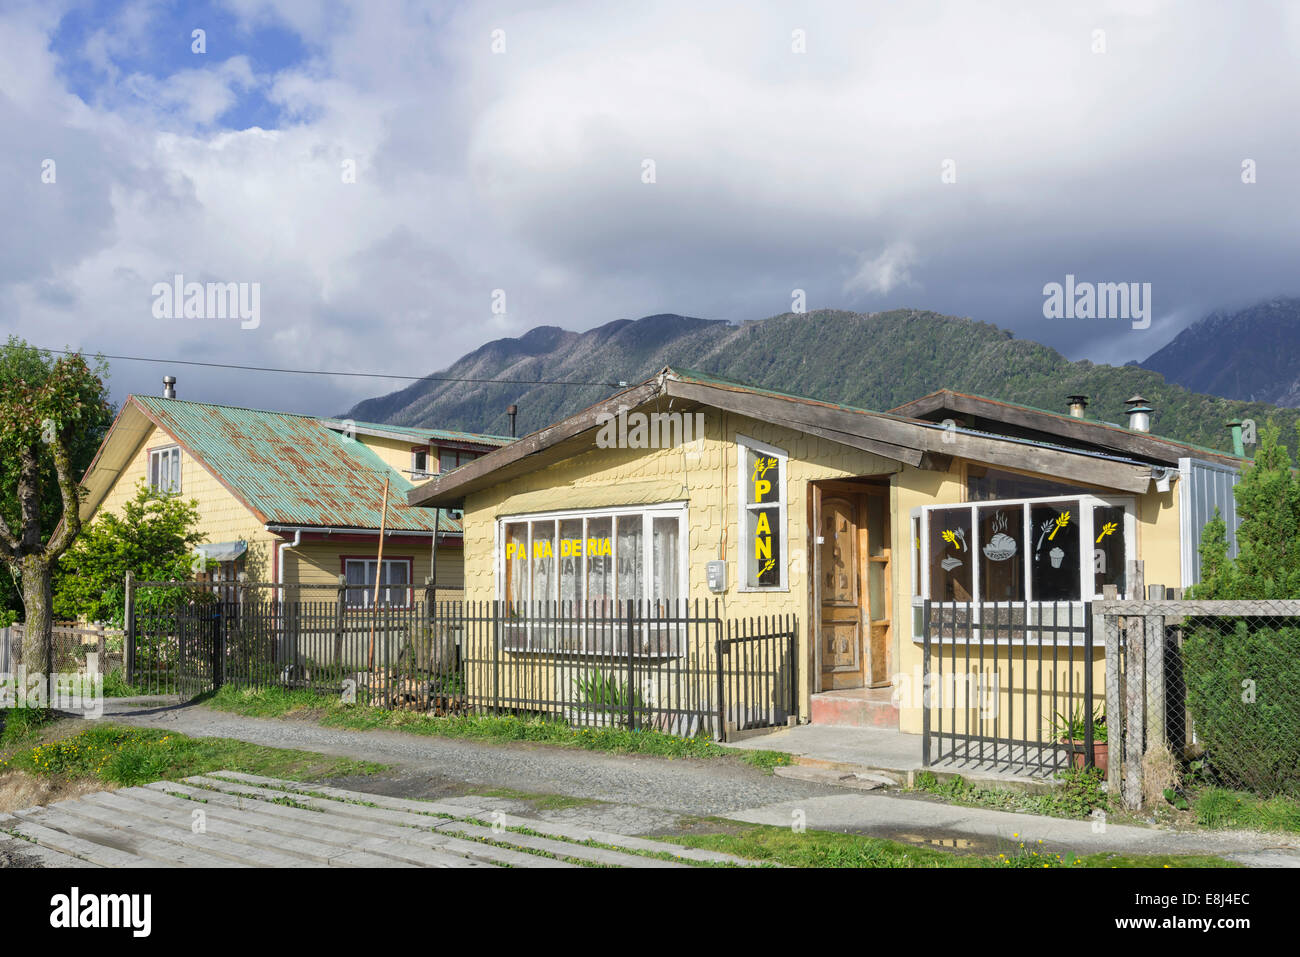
[1100,585,1122,793]
[1122,560,1145,809]
[1145,584,1167,753]
[124,570,136,681]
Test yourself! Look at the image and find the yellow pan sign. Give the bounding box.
[506,538,612,560]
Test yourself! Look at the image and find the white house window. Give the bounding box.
[344,558,413,608]
[913,493,1136,609]
[498,504,686,613]
[411,447,431,479]
[738,435,788,591]
[148,446,181,494]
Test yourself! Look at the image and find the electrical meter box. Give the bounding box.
[706,560,727,593]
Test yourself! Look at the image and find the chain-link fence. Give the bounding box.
[1168,607,1300,795]
[1101,596,1300,804]
[4,622,120,674]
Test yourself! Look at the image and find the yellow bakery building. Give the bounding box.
[408,367,1245,740]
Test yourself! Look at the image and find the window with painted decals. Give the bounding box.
[914,494,1134,607]
[739,436,787,591]
[498,506,685,611]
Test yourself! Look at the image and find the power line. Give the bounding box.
[38,348,626,389]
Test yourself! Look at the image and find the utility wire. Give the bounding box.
[37,348,627,389]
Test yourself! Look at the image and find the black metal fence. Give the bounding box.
[921,600,1101,777]
[126,583,798,741]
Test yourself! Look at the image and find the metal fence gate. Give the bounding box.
[124,582,799,741]
[921,600,1100,777]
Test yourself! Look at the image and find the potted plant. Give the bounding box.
[1052,704,1109,774]
[567,670,644,728]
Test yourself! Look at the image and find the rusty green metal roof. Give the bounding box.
[130,395,494,533]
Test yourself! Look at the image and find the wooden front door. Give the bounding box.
[819,495,864,690]
[816,486,892,691]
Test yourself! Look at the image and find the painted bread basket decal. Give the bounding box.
[982,512,1018,562]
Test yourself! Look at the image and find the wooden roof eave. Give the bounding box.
[889,390,1242,469]
[664,379,1153,495]
[406,381,664,508]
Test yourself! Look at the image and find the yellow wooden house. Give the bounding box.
[77,388,512,604]
[406,368,1245,743]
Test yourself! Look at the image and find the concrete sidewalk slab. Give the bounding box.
[726,724,1059,791]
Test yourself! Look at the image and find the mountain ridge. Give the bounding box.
[347,307,1300,456]
[1139,297,1300,408]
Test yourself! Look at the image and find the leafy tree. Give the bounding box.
[54,483,209,627]
[1192,422,1300,599]
[1184,423,1300,792]
[0,339,114,670]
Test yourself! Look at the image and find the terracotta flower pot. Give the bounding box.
[1065,739,1108,774]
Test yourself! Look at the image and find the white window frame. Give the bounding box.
[148,445,182,494]
[411,447,431,480]
[737,434,789,593]
[344,557,414,609]
[495,502,689,609]
[438,447,480,474]
[910,492,1137,634]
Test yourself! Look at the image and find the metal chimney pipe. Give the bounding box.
[1227,420,1245,457]
[1125,394,1152,433]
[163,375,177,399]
[1066,394,1089,419]
[507,404,518,438]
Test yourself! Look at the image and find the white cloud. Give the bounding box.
[844,242,918,297]
[3,0,1300,414]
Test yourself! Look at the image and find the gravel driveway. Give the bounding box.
[102,700,835,817]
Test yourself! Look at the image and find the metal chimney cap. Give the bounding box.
[162,375,177,398]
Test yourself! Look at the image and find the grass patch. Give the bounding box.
[101,668,144,698]
[1,721,388,788]
[206,685,794,771]
[0,706,57,748]
[1191,787,1300,833]
[654,821,1237,869]
[468,785,601,811]
[910,768,1109,820]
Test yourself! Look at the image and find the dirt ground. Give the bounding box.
[0,770,116,815]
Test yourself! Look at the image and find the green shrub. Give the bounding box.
[1181,618,1300,794]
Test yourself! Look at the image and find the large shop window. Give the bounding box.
[913,494,1135,608]
[737,435,788,591]
[344,558,413,608]
[499,505,686,613]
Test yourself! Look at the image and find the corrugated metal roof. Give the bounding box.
[326,419,515,446]
[132,396,478,533]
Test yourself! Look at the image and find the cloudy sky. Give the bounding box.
[3,0,1299,415]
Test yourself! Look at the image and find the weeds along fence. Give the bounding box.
[1099,584,1300,806]
[126,582,798,741]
